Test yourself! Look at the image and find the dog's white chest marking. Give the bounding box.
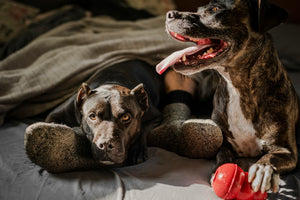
[217,68,262,157]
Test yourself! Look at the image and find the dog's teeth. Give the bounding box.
[182,54,186,61]
[174,33,178,37]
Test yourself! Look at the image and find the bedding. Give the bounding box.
[0,4,300,200]
[0,0,39,43]
[0,5,87,60]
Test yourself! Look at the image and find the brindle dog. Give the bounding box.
[156,0,299,193]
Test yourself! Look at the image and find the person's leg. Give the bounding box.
[164,69,196,95]
[148,70,223,158]
[25,122,101,173]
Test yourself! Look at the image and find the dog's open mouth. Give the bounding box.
[156,31,229,74]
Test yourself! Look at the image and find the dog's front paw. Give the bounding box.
[248,164,280,193]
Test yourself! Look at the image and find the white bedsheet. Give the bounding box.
[0,121,220,200]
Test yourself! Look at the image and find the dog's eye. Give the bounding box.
[89,113,96,120]
[212,7,219,12]
[121,113,131,122]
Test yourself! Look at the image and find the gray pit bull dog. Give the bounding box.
[76,83,147,165]
[45,60,162,166]
[157,0,299,193]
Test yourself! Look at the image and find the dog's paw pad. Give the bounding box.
[248,164,279,193]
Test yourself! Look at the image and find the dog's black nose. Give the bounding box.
[166,10,179,21]
[99,142,114,151]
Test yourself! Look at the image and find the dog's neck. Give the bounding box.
[214,33,282,91]
[212,33,284,121]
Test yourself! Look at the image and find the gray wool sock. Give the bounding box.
[148,103,190,154]
[25,122,101,173]
[148,103,223,158]
[161,103,191,122]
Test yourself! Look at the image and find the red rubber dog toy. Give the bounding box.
[212,163,268,200]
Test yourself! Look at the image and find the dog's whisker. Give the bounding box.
[192,23,201,27]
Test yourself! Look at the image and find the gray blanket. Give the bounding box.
[0,15,189,125]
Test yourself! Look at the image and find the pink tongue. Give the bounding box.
[156,44,212,74]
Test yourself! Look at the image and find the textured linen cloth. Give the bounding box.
[0,15,189,125]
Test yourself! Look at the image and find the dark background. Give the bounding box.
[15,0,300,23]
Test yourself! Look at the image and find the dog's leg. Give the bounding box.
[248,149,297,193]
[126,124,150,165]
[210,144,236,183]
[215,145,236,167]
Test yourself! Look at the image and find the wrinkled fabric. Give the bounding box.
[0,5,86,61]
[0,121,219,200]
[0,15,190,125]
[2,120,300,200]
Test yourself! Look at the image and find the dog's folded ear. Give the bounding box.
[77,83,96,108]
[248,0,288,33]
[130,83,149,111]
